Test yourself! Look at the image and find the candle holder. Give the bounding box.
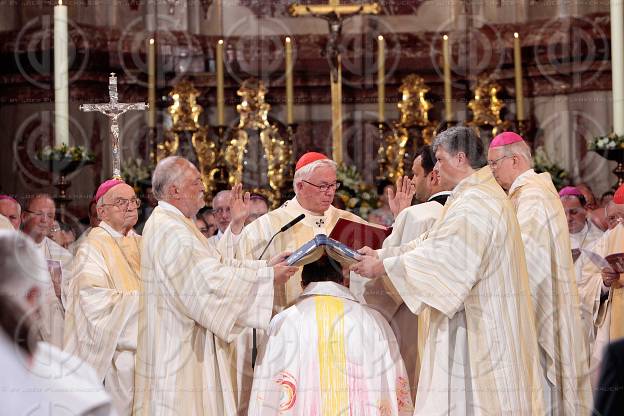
[599,148,624,186]
[211,125,230,191]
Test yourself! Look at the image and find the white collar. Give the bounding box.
[98,221,136,238]
[158,200,186,217]
[427,191,452,202]
[291,196,329,218]
[300,281,356,302]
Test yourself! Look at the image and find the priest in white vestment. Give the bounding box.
[218,152,372,411]
[577,183,624,387]
[488,132,591,415]
[207,189,232,249]
[560,186,604,255]
[352,127,544,415]
[249,255,413,416]
[21,194,71,348]
[0,229,113,416]
[362,145,451,401]
[65,179,143,415]
[134,156,297,416]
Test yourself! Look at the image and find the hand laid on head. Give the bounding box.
[350,254,386,278]
[269,251,292,266]
[388,175,415,218]
[602,267,621,288]
[273,262,299,285]
[229,183,251,235]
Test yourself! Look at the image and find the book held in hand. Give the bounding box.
[329,218,391,251]
[286,234,360,267]
[583,249,624,273]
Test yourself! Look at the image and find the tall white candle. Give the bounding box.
[377,35,385,123]
[216,39,225,125]
[54,0,69,146]
[147,38,156,128]
[285,37,294,125]
[443,34,452,121]
[513,32,525,121]
[611,0,624,135]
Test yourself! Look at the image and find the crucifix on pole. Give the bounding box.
[80,73,148,179]
[289,0,380,164]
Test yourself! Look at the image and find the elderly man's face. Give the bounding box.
[561,196,587,234]
[296,165,337,214]
[97,184,139,233]
[22,196,56,243]
[212,192,231,233]
[0,199,21,230]
[487,147,515,191]
[606,202,624,230]
[177,164,206,217]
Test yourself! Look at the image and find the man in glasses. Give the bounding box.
[217,151,371,412]
[21,193,70,349]
[64,178,142,415]
[487,132,591,414]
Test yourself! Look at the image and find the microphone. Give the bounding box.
[258,214,305,260]
[253,213,305,369]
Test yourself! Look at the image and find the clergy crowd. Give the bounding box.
[1,126,624,415]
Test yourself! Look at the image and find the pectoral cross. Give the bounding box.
[80,73,148,179]
[289,0,380,164]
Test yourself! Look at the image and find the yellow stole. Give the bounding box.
[88,227,141,292]
[599,226,624,340]
[315,295,349,414]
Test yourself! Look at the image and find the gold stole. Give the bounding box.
[89,228,141,292]
[315,296,349,413]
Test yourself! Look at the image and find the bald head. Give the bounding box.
[0,197,21,230]
[152,156,205,218]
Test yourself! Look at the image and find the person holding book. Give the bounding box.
[216,151,380,412]
[248,255,413,416]
[488,131,591,414]
[352,126,544,415]
[578,182,624,388]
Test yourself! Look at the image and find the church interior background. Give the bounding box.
[0,0,622,230]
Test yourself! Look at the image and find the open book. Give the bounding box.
[329,218,392,250]
[583,249,624,273]
[286,234,360,267]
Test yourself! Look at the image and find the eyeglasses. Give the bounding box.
[24,210,55,220]
[487,155,512,168]
[302,180,341,193]
[101,197,142,209]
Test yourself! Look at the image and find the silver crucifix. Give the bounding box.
[80,73,148,179]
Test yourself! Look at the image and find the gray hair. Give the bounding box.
[432,126,487,169]
[212,190,231,206]
[293,159,338,193]
[152,156,191,201]
[500,140,533,167]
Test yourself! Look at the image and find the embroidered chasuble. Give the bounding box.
[578,224,624,384]
[249,281,413,416]
[36,236,71,349]
[381,167,544,415]
[64,222,141,415]
[134,203,275,416]
[507,170,591,415]
[362,193,448,402]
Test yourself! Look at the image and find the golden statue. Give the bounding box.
[467,75,512,136]
[223,78,290,207]
[157,80,221,202]
[377,74,436,182]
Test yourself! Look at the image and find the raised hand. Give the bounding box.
[229,183,250,235]
[388,175,415,218]
[273,262,299,285]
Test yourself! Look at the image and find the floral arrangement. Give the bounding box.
[38,143,94,162]
[121,158,153,187]
[532,146,569,189]
[589,132,624,150]
[335,164,379,219]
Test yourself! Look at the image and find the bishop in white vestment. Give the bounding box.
[64,179,142,415]
[488,132,591,415]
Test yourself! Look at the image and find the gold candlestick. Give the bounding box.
[377,35,385,123]
[216,39,225,125]
[443,34,452,121]
[285,37,294,125]
[513,32,525,121]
